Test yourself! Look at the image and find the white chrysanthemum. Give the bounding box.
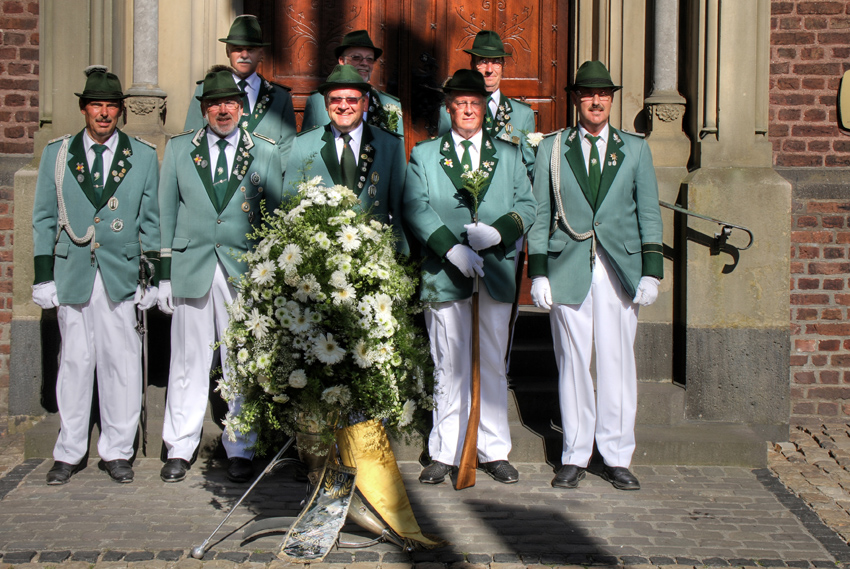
[330,270,348,288]
[361,226,380,242]
[279,311,294,328]
[373,293,393,317]
[277,243,303,271]
[275,307,288,321]
[309,310,322,323]
[332,284,356,305]
[374,343,393,363]
[353,340,373,368]
[312,333,346,364]
[337,225,361,252]
[257,237,276,259]
[237,348,250,363]
[272,393,290,404]
[250,260,276,286]
[290,310,311,334]
[289,369,308,388]
[229,296,247,322]
[356,300,372,317]
[294,274,320,302]
[257,353,272,369]
[321,385,352,405]
[399,400,416,427]
[274,296,286,307]
[391,353,402,367]
[245,308,271,340]
[526,131,545,147]
[376,267,390,280]
[262,289,273,300]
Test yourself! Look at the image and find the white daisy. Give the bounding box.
[312,333,346,364]
[245,308,271,340]
[332,284,356,305]
[399,400,416,427]
[277,243,303,271]
[353,339,373,369]
[337,225,361,252]
[251,260,276,286]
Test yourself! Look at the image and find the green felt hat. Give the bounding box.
[334,30,383,60]
[74,66,126,100]
[463,30,511,58]
[442,69,488,96]
[569,60,622,92]
[218,15,269,47]
[318,64,371,94]
[196,68,247,101]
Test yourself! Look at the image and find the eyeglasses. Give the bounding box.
[328,96,364,106]
[206,100,241,111]
[345,54,376,65]
[451,100,483,110]
[474,58,504,68]
[576,89,614,101]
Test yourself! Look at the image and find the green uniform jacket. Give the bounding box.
[403,131,536,304]
[438,95,536,174]
[159,127,283,298]
[32,129,160,304]
[184,74,297,172]
[527,126,664,304]
[283,123,410,255]
[301,88,404,138]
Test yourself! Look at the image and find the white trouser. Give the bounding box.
[162,262,255,460]
[54,270,141,464]
[549,248,638,468]
[425,284,512,465]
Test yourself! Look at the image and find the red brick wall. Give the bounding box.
[0,0,38,155]
[770,0,850,167]
[790,199,850,424]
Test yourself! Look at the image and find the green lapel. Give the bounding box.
[97,130,134,210]
[366,87,386,129]
[594,128,626,209]
[438,132,465,192]
[320,125,343,186]
[355,125,377,198]
[241,76,273,132]
[563,127,594,209]
[189,128,218,209]
[66,132,98,207]
[218,128,256,214]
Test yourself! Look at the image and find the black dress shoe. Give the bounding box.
[46,461,79,485]
[160,458,190,483]
[227,457,254,483]
[479,460,519,484]
[552,464,586,488]
[419,461,453,484]
[602,465,641,490]
[100,459,134,483]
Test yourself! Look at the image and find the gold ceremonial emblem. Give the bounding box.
[241,202,250,212]
[370,172,380,184]
[108,197,119,211]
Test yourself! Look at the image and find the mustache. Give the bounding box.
[237,57,253,64]
[589,104,604,111]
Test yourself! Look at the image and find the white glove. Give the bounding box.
[463,222,501,251]
[633,276,660,306]
[134,285,159,311]
[445,245,484,278]
[531,276,552,311]
[32,281,59,309]
[157,280,175,315]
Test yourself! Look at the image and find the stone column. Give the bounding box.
[123,0,168,158]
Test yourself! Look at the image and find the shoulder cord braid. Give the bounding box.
[549,130,596,267]
[54,137,96,261]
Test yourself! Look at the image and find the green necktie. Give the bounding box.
[585,134,601,204]
[484,95,495,135]
[460,140,473,172]
[238,79,250,115]
[91,144,107,202]
[214,138,229,208]
[340,133,357,190]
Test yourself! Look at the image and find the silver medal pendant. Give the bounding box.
[108,197,119,211]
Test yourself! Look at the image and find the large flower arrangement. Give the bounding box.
[218,176,434,453]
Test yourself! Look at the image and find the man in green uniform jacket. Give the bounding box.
[32,67,160,485]
[301,30,404,139]
[284,64,409,254]
[157,69,283,485]
[527,61,663,492]
[183,15,296,172]
[404,69,536,487]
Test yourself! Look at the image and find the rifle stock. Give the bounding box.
[455,284,480,490]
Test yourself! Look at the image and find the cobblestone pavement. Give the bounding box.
[0,422,848,568]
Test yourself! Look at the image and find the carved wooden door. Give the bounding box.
[245,0,569,148]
